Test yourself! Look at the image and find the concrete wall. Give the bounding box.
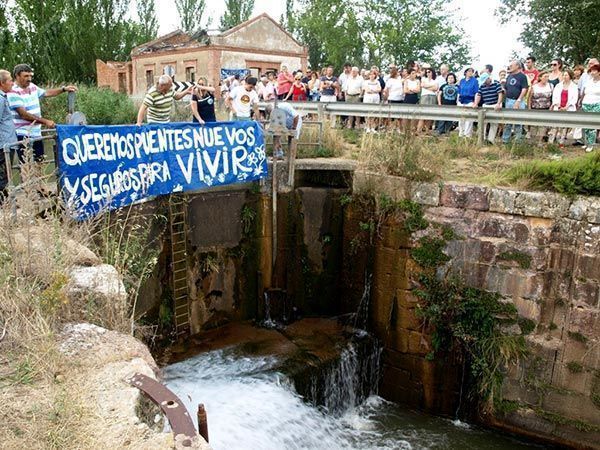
[352,172,600,449]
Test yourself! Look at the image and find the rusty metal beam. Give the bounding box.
[126,372,199,447]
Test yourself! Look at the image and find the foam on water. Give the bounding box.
[162,348,538,450]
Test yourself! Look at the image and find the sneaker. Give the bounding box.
[274,149,285,159]
[573,140,584,147]
[585,146,595,153]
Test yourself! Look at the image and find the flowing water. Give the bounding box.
[162,346,539,450]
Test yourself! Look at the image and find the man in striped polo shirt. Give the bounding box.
[136,75,192,125]
[473,75,504,144]
[8,64,77,162]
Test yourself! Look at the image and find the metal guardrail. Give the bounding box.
[260,101,600,145]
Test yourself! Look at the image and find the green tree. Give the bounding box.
[361,0,470,71]
[292,0,365,71]
[175,0,207,33]
[0,0,17,68]
[137,0,159,42]
[220,0,255,31]
[280,0,295,32]
[497,0,600,65]
[291,0,470,72]
[11,0,149,83]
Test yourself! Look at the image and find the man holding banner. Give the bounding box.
[136,75,192,126]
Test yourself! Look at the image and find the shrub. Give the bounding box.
[504,153,600,196]
[43,85,138,125]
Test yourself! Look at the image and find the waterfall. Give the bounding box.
[352,273,372,331]
[304,335,382,416]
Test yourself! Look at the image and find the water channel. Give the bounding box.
[163,345,541,450]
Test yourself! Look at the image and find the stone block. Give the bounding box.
[501,378,540,406]
[571,278,599,307]
[513,296,542,322]
[580,224,600,254]
[489,188,517,214]
[549,218,583,247]
[397,289,421,308]
[386,328,410,353]
[568,305,599,338]
[451,259,490,288]
[486,266,544,301]
[552,362,596,395]
[569,197,600,224]
[408,331,431,356]
[440,184,489,211]
[410,181,440,206]
[575,254,600,281]
[474,214,530,243]
[66,264,127,302]
[542,391,600,425]
[398,307,422,331]
[513,191,571,219]
[380,224,411,250]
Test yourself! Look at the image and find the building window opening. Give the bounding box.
[145,70,154,89]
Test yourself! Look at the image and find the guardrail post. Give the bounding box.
[317,103,324,122]
[477,108,486,147]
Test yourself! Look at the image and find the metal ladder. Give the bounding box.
[168,194,190,338]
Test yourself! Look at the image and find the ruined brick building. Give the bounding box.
[96,14,308,97]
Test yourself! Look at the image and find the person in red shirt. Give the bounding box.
[524,56,540,85]
[285,73,308,102]
[276,65,294,100]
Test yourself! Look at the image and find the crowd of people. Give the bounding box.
[214,57,600,151]
[1,55,599,199]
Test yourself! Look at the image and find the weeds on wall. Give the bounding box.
[352,192,529,409]
[407,218,529,408]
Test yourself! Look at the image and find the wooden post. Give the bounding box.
[197,404,209,443]
[271,157,278,288]
[287,136,297,188]
[477,108,486,147]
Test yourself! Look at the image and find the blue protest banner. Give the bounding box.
[56,121,267,220]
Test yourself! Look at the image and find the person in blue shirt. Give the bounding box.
[0,70,17,201]
[457,68,478,138]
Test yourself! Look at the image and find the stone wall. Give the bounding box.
[352,172,600,449]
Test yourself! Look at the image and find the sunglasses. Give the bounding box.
[551,63,559,66]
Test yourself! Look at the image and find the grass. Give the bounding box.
[504,152,600,196]
[324,123,596,193]
[0,155,162,448]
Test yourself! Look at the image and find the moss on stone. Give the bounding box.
[411,236,450,269]
[535,409,600,432]
[518,318,536,335]
[566,361,584,373]
[568,331,588,344]
[497,251,532,270]
[494,398,521,415]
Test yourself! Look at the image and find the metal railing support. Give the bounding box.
[477,108,486,147]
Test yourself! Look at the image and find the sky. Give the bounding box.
[148,0,526,76]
